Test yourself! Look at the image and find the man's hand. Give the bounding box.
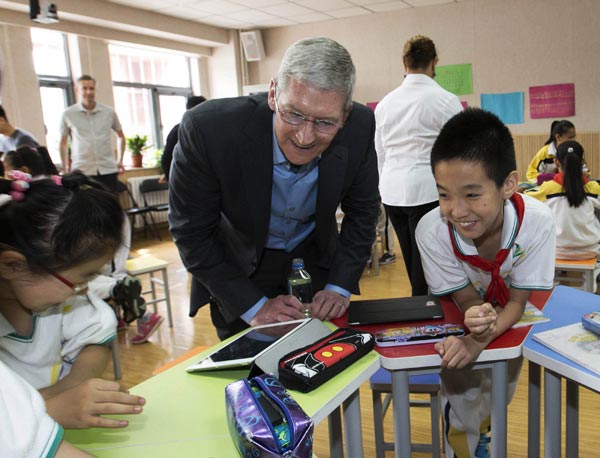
[117,161,125,174]
[158,174,167,184]
[249,295,305,327]
[464,302,498,341]
[45,378,145,429]
[434,335,486,369]
[310,290,350,320]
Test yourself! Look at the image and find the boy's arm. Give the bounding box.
[39,345,109,400]
[437,287,530,369]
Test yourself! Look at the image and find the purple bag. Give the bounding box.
[225,374,314,458]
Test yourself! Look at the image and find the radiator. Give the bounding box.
[126,175,169,228]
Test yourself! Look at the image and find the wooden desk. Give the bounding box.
[65,335,380,457]
[523,285,600,458]
[334,290,551,458]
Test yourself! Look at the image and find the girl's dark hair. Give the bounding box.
[0,172,124,272]
[4,147,46,177]
[403,35,437,70]
[556,140,586,207]
[545,119,575,145]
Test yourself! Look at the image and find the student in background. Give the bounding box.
[525,119,576,183]
[416,108,555,458]
[0,105,40,155]
[375,35,463,295]
[527,140,600,260]
[0,172,146,430]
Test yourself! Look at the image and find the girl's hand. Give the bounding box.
[434,335,486,369]
[45,378,146,429]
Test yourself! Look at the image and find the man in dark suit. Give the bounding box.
[169,37,380,339]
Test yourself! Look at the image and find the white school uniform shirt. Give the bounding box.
[415,194,556,299]
[0,291,117,389]
[60,102,122,175]
[375,74,463,206]
[527,178,600,260]
[0,361,63,457]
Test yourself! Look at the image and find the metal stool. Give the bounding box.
[370,367,442,458]
[125,256,173,327]
[554,258,598,292]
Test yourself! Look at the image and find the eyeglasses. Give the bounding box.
[49,270,89,294]
[273,90,343,135]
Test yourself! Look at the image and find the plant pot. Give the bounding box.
[131,154,143,168]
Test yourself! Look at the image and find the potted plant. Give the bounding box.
[127,134,149,168]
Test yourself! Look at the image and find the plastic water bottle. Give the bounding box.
[288,258,313,318]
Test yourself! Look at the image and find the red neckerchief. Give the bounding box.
[552,173,589,186]
[448,193,525,306]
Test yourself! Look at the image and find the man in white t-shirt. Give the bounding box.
[59,75,126,193]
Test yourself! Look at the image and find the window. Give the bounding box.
[109,44,192,165]
[31,28,74,164]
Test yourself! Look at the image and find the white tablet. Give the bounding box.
[185,319,311,372]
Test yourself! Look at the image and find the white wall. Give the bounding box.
[0,23,46,143]
[248,0,600,134]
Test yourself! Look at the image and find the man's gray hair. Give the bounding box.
[274,37,355,111]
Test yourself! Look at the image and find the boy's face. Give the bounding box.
[434,159,517,247]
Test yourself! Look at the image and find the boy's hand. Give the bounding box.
[464,302,498,341]
[45,378,146,429]
[434,335,486,369]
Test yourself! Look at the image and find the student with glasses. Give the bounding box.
[0,171,146,436]
[170,37,381,340]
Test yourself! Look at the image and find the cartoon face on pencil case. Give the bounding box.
[582,311,600,335]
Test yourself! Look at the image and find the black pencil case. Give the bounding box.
[278,328,374,393]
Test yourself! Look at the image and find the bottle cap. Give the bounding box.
[291,258,305,268]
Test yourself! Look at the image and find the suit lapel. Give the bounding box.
[240,98,273,251]
[316,143,348,245]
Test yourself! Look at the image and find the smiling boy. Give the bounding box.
[416,108,555,457]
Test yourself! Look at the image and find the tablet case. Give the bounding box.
[347,295,444,325]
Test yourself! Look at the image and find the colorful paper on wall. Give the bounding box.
[480,92,524,124]
[366,102,378,111]
[460,101,468,109]
[434,64,473,95]
[529,83,575,119]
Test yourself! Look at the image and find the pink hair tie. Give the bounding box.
[51,175,62,186]
[7,171,32,202]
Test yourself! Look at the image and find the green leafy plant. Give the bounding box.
[126,134,149,156]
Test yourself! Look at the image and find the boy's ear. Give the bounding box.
[502,170,519,199]
[0,250,29,280]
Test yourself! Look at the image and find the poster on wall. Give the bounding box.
[529,83,575,119]
[480,92,524,125]
[434,64,473,95]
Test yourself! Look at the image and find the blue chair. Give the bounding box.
[370,367,442,458]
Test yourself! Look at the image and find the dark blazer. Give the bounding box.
[169,93,380,323]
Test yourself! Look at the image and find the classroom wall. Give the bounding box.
[0,23,46,144]
[248,0,600,135]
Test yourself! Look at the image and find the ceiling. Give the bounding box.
[108,0,461,30]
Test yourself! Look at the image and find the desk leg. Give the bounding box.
[491,360,508,458]
[544,369,561,458]
[566,380,579,458]
[328,407,343,458]
[343,389,363,458]
[528,361,541,458]
[391,370,411,458]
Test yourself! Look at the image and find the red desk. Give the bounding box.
[334,290,551,458]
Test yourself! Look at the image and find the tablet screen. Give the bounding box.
[188,320,308,371]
